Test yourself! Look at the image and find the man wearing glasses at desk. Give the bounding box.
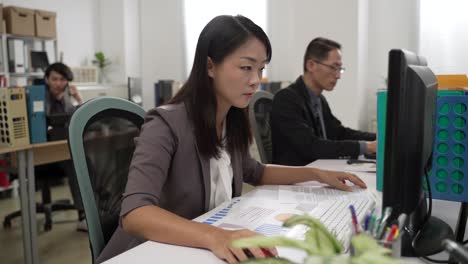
[271,37,376,166]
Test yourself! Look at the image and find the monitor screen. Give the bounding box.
[47,112,71,127]
[382,49,453,256]
[31,51,50,71]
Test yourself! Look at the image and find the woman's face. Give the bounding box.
[208,37,268,109]
[46,71,68,98]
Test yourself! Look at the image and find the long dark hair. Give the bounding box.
[170,15,272,159]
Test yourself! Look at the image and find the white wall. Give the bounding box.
[365,0,419,131]
[124,0,141,78]
[356,0,369,131]
[268,0,420,131]
[419,0,468,74]
[183,0,267,77]
[268,0,362,129]
[96,0,126,84]
[139,0,186,110]
[4,0,432,123]
[2,0,98,67]
[133,0,421,127]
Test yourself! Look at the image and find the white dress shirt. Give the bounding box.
[208,128,233,210]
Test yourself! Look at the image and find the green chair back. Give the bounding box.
[68,97,145,262]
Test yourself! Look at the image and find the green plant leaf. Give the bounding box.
[93,51,110,69]
[350,234,391,257]
[350,251,400,264]
[284,215,343,254]
[231,214,400,264]
[305,255,350,264]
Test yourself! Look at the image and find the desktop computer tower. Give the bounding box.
[154,80,182,106]
[25,85,47,144]
[154,80,173,106]
[0,87,30,148]
[128,77,143,106]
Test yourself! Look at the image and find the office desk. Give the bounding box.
[1,145,36,264]
[104,159,466,263]
[1,139,71,264]
[10,140,70,167]
[103,160,382,264]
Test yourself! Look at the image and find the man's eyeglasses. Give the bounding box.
[313,60,346,74]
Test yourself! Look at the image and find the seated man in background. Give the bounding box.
[45,62,83,114]
[40,62,86,231]
[271,37,376,166]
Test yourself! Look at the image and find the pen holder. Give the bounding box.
[377,233,402,258]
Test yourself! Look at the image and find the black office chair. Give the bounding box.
[68,97,145,262]
[248,90,274,164]
[3,159,77,231]
[263,81,282,94]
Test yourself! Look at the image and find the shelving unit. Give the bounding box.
[0,32,58,87]
[10,72,45,77]
[0,33,57,194]
[0,185,14,192]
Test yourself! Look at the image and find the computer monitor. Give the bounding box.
[383,49,453,256]
[47,112,71,141]
[31,51,50,71]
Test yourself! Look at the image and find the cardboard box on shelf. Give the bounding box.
[34,10,56,38]
[3,6,35,37]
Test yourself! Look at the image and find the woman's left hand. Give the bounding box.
[316,170,367,191]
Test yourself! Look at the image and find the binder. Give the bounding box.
[7,39,25,73]
[25,85,47,143]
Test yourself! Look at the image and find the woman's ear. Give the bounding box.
[207,57,215,78]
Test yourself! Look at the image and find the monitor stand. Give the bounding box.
[404,216,454,256]
[414,216,454,256]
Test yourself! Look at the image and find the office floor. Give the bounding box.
[0,142,260,264]
[0,182,91,264]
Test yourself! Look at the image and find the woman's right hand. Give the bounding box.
[316,169,367,192]
[207,228,277,264]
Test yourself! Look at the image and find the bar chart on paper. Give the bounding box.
[198,197,298,236]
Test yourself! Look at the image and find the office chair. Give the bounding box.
[3,156,77,232]
[68,97,145,262]
[248,90,274,164]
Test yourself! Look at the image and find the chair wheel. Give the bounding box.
[44,221,52,232]
[3,219,11,229]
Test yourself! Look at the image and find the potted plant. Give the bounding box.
[232,215,401,264]
[92,51,111,83]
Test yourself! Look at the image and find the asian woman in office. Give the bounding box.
[97,15,367,264]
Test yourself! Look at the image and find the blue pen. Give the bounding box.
[349,205,359,234]
[363,214,371,232]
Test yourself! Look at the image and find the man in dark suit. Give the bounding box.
[271,37,376,166]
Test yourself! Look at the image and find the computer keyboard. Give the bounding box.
[286,196,377,251]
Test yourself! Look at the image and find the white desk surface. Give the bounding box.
[104,159,450,263]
